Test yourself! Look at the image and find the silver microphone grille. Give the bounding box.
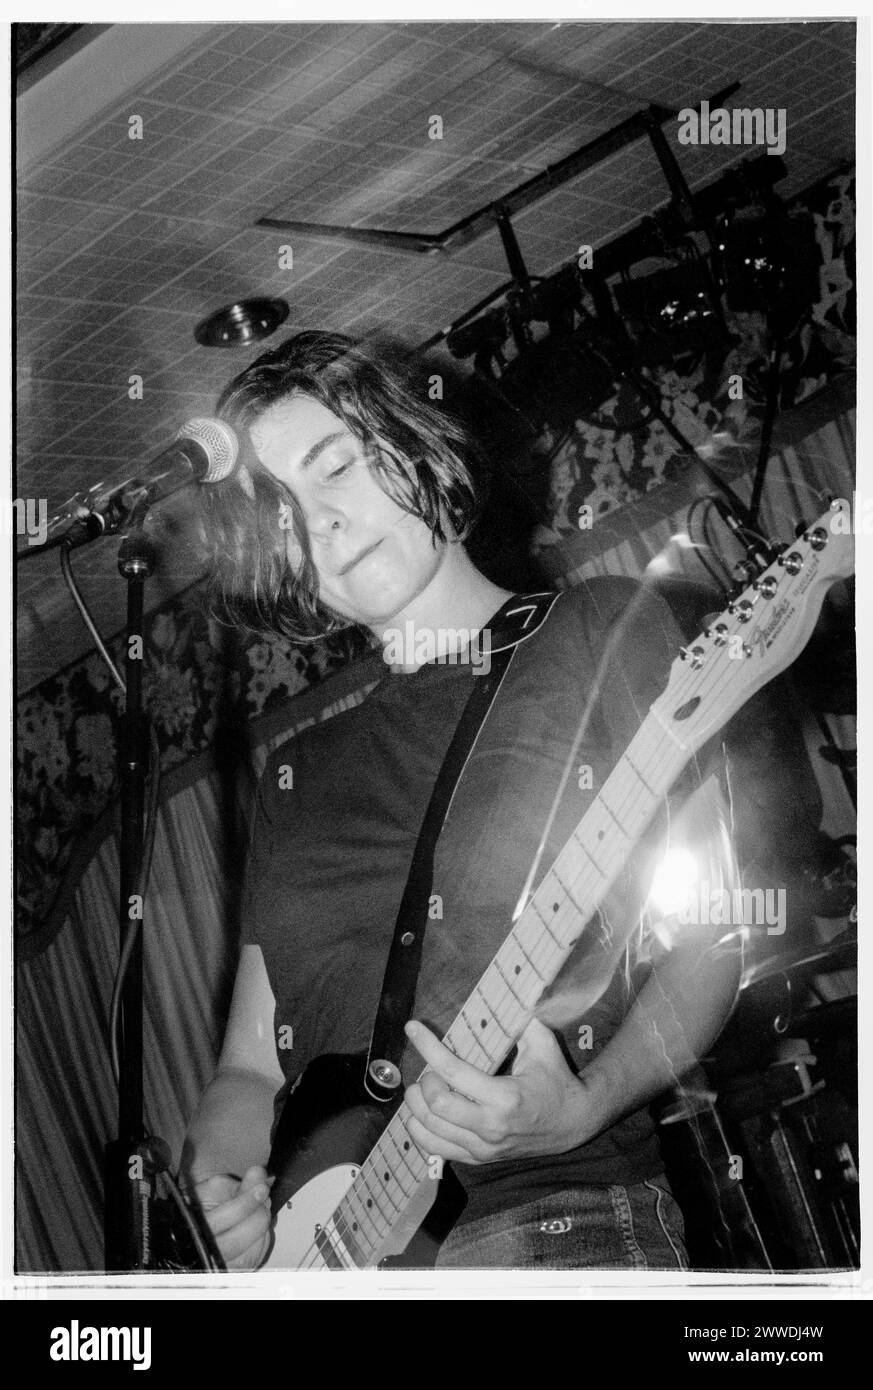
[176,417,239,483]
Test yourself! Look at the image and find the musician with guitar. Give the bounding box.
[181,332,846,1272]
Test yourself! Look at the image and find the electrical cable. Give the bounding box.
[60,544,125,694]
[163,1171,223,1273]
[684,496,733,592]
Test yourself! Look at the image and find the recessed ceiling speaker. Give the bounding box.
[195,297,289,347]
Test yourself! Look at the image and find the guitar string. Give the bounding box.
[327,1108,426,1266]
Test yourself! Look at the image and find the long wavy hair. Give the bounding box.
[200,331,483,641]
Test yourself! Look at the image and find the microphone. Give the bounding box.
[40,418,240,554]
[128,416,239,494]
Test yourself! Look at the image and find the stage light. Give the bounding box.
[613,258,728,363]
[713,206,819,321]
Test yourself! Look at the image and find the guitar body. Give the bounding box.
[265,1054,464,1269]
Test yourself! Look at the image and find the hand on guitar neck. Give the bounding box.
[403,1016,607,1164]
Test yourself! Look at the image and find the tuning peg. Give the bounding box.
[802,526,828,551]
[777,550,803,574]
[752,575,779,598]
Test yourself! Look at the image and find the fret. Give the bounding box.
[543,888,571,932]
[526,896,567,953]
[355,1164,397,1227]
[519,926,560,979]
[466,996,500,1040]
[474,1019,512,1063]
[314,1224,351,1270]
[325,1218,358,1268]
[548,863,579,906]
[492,954,537,1009]
[569,816,625,880]
[370,1138,415,1204]
[338,1188,382,1252]
[543,878,590,944]
[376,1157,415,1205]
[597,793,629,837]
[571,827,606,877]
[379,1126,420,1194]
[367,1167,402,1217]
[332,1221,361,1269]
[391,1126,427,1185]
[624,753,654,797]
[475,975,527,1038]
[452,1009,494,1066]
[331,1216,366,1268]
[506,930,547,984]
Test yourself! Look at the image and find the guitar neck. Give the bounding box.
[303,718,688,1269]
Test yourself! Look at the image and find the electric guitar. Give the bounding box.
[263,501,854,1270]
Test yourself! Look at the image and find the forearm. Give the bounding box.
[180,1067,277,1186]
[572,937,742,1142]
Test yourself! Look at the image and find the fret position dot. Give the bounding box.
[553,903,559,912]
[384,1172,390,1181]
[403,1141,410,1150]
[480,1019,487,1027]
[514,965,521,974]
[367,1199,372,1208]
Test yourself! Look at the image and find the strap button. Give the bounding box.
[369,1060,402,1089]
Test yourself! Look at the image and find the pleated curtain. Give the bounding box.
[16,663,382,1272]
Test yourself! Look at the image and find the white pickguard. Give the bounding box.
[264,1165,357,1269]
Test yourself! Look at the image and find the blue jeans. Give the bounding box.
[435,1179,688,1270]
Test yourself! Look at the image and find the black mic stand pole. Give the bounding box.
[103,495,159,1272]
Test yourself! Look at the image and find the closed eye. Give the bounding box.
[326,461,353,480]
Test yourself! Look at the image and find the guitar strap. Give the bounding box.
[364,589,561,1102]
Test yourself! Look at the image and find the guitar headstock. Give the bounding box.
[652,499,854,750]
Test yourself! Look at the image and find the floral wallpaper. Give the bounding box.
[17,167,855,947]
[16,604,363,941]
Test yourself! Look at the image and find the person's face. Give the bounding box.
[249,394,448,629]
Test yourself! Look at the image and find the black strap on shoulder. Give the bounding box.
[364,590,560,1101]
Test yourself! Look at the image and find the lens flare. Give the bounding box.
[647,846,700,919]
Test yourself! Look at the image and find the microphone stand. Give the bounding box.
[24,446,233,1269]
[103,493,162,1272]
